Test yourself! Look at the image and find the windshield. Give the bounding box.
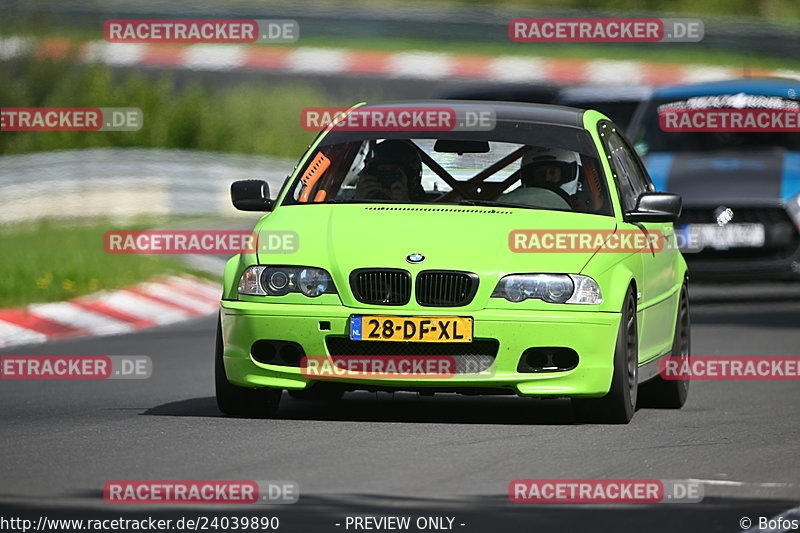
[635,94,800,153]
[283,126,614,216]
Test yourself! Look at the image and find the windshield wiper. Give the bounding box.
[457,199,539,210]
[327,198,404,204]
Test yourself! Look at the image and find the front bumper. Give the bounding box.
[678,205,800,280]
[685,251,800,281]
[219,300,621,398]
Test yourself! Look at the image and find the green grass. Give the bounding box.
[0,57,331,157]
[0,218,220,308]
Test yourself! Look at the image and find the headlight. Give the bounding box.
[238,266,266,295]
[491,274,602,304]
[297,267,333,297]
[787,193,800,227]
[238,266,336,297]
[568,275,603,304]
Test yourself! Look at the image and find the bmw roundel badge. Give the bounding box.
[406,253,425,264]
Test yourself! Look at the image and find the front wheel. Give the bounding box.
[573,288,638,424]
[215,316,282,418]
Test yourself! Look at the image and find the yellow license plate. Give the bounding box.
[350,315,473,343]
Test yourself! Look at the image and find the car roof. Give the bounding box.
[651,77,799,99]
[359,100,588,128]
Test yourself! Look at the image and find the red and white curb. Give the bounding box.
[2,36,798,85]
[0,275,220,349]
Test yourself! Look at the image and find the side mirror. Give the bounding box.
[626,192,681,223]
[231,180,273,211]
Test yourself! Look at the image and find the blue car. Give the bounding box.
[628,78,800,280]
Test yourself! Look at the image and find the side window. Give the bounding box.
[616,129,655,193]
[598,121,647,212]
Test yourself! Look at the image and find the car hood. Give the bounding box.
[645,149,800,206]
[256,204,618,297]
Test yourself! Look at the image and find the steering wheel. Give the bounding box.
[498,186,572,210]
[526,183,572,205]
[503,183,572,210]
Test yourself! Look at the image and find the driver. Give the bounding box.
[355,140,426,202]
[519,147,586,210]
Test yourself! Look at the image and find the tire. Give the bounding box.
[638,282,690,409]
[573,288,638,424]
[215,316,281,418]
[288,385,344,401]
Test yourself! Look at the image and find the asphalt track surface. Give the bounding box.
[1,285,800,532]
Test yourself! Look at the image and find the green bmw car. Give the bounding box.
[216,101,690,423]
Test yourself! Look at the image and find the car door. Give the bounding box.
[598,121,676,360]
[618,130,681,358]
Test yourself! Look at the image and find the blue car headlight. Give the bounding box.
[787,193,800,227]
[491,274,602,304]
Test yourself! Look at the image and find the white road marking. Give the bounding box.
[388,51,453,79]
[183,44,247,71]
[0,321,48,349]
[95,291,192,325]
[0,36,35,60]
[163,276,221,301]
[286,48,348,74]
[488,57,548,83]
[682,65,736,83]
[139,282,220,314]
[585,60,643,85]
[27,302,133,336]
[82,42,145,66]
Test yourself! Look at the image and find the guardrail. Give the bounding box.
[0,148,294,224]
